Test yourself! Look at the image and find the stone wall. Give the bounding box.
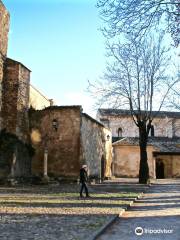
[0,0,9,129]
[29,85,51,110]
[0,1,9,57]
[113,142,180,178]
[113,144,155,178]
[2,58,30,141]
[99,115,180,138]
[80,113,112,179]
[172,155,180,177]
[30,106,82,178]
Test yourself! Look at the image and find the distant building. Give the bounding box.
[98,109,180,179]
[97,109,180,139]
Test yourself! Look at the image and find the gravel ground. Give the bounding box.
[0,179,147,240]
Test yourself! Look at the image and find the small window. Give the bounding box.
[118,127,122,137]
[52,119,58,131]
[151,125,154,137]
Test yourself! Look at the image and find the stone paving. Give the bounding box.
[0,179,147,240]
[97,179,180,240]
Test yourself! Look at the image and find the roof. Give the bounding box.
[98,109,180,119]
[6,58,31,72]
[82,113,105,127]
[113,137,180,154]
[151,138,180,153]
[44,105,83,111]
[113,137,140,146]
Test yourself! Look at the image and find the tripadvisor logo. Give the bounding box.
[135,227,144,236]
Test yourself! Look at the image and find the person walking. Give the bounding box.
[79,165,89,198]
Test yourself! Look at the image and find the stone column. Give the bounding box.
[43,149,48,178]
[11,152,16,178]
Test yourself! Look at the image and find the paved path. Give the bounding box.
[97,179,180,240]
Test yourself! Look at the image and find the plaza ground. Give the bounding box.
[0,179,147,240]
[97,179,180,240]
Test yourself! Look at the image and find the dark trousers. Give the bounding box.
[80,182,89,197]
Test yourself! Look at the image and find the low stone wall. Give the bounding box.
[113,144,154,178]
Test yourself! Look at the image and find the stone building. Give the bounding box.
[98,109,180,179]
[0,0,9,129]
[0,0,112,181]
[97,109,180,139]
[0,1,32,179]
[2,58,31,141]
[30,106,112,180]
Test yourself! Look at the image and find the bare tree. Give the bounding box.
[97,0,180,46]
[170,85,180,110]
[89,35,179,183]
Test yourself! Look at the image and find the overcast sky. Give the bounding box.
[3,0,105,117]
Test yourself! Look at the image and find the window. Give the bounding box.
[151,125,154,137]
[117,127,122,137]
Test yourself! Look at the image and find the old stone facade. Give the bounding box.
[98,109,180,179]
[0,1,112,182]
[112,137,180,178]
[81,113,112,179]
[97,109,180,138]
[2,58,30,141]
[30,106,112,180]
[0,1,32,180]
[0,1,30,141]
[0,0,9,129]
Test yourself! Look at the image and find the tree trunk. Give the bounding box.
[138,125,149,184]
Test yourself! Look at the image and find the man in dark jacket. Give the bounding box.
[79,165,89,198]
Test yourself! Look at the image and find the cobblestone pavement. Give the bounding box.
[0,179,147,240]
[97,179,180,240]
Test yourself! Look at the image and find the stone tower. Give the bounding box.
[0,0,9,129]
[0,1,31,179]
[0,1,31,141]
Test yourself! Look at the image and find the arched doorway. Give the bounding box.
[156,159,165,179]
